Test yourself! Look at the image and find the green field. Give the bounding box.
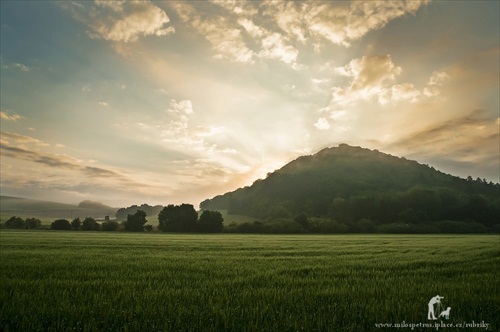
[1,231,498,331]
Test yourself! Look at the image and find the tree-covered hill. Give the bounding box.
[201,144,499,232]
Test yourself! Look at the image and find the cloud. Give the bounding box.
[238,18,265,38]
[84,166,123,178]
[0,133,156,199]
[330,55,402,105]
[94,0,126,12]
[379,83,421,105]
[168,99,193,115]
[171,2,254,63]
[314,117,330,130]
[1,62,33,72]
[337,55,402,90]
[165,1,430,69]
[304,1,430,47]
[388,110,499,163]
[0,132,49,147]
[0,111,24,121]
[61,0,174,43]
[0,142,80,170]
[160,99,231,153]
[259,33,298,65]
[423,71,450,97]
[328,54,426,107]
[262,1,307,43]
[12,63,32,72]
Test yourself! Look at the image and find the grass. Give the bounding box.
[0,231,498,331]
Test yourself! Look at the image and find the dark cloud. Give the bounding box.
[390,110,497,152]
[84,166,122,178]
[35,156,80,169]
[0,142,80,170]
[387,110,499,181]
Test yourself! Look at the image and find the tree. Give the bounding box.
[266,205,291,220]
[294,213,310,230]
[71,217,81,230]
[197,210,224,233]
[158,204,197,232]
[81,217,99,231]
[5,216,25,229]
[25,217,41,229]
[51,219,71,230]
[123,210,147,232]
[102,220,119,231]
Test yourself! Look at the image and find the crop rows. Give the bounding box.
[1,232,498,331]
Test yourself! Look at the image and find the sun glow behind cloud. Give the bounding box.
[0,0,498,207]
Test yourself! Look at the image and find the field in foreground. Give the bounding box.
[0,232,498,331]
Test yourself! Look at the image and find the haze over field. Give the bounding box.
[1,0,498,207]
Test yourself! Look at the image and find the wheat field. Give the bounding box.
[1,231,498,331]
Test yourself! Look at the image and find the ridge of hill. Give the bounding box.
[201,144,499,230]
[0,196,117,219]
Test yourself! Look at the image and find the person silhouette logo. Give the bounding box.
[427,295,445,320]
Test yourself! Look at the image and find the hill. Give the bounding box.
[201,144,499,232]
[0,196,117,220]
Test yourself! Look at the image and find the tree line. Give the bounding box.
[2,204,224,233]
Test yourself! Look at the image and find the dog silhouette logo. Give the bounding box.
[439,307,451,320]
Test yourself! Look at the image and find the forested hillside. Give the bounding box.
[201,144,499,232]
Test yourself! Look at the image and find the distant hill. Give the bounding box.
[201,144,499,231]
[0,196,118,219]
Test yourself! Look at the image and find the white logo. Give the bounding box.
[427,295,451,320]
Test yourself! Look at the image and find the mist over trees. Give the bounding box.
[78,200,113,210]
[116,204,163,220]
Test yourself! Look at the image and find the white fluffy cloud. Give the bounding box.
[169,1,430,67]
[328,54,426,107]
[313,117,330,130]
[171,3,254,63]
[0,111,24,121]
[259,33,298,65]
[89,1,174,42]
[379,83,421,105]
[424,71,450,97]
[305,1,430,47]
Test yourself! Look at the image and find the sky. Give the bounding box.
[1,0,499,208]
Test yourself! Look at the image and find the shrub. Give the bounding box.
[71,218,81,230]
[197,210,224,233]
[5,216,26,229]
[309,218,348,233]
[81,217,99,231]
[102,220,119,231]
[25,218,41,229]
[51,219,71,230]
[123,210,147,232]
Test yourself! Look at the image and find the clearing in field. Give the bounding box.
[0,231,498,331]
